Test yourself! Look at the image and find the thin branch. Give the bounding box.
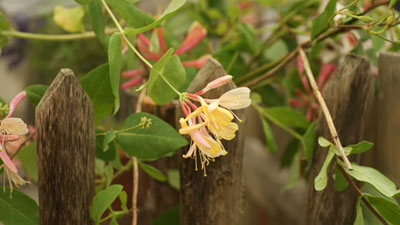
[299,48,352,170]
[131,87,147,225]
[242,46,301,87]
[337,163,389,225]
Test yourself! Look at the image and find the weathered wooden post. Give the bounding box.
[374,53,400,186]
[177,59,245,225]
[36,69,95,225]
[306,55,375,224]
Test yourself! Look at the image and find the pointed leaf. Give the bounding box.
[107,0,154,28]
[116,112,188,160]
[80,64,114,123]
[264,107,309,129]
[311,0,337,39]
[148,49,186,105]
[125,0,187,35]
[89,0,106,43]
[103,131,117,152]
[318,136,332,147]
[108,33,122,114]
[95,131,117,161]
[260,116,278,153]
[364,194,400,225]
[0,188,39,225]
[348,141,373,155]
[25,85,48,107]
[354,197,364,225]
[90,185,123,224]
[345,163,397,198]
[138,161,166,182]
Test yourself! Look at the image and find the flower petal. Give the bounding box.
[218,87,251,110]
[1,118,29,136]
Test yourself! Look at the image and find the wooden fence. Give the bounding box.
[33,53,400,225]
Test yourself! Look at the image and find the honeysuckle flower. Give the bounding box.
[0,91,30,193]
[175,22,207,55]
[178,76,251,175]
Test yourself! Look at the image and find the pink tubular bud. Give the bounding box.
[317,64,337,89]
[121,78,143,90]
[297,55,304,76]
[196,75,232,95]
[175,22,207,55]
[289,98,306,107]
[6,91,27,119]
[0,144,18,173]
[137,34,150,46]
[157,27,167,53]
[122,69,142,78]
[182,55,211,70]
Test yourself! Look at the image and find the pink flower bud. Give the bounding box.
[176,22,207,55]
[6,91,27,119]
[121,78,143,90]
[157,27,167,53]
[182,55,211,70]
[122,69,142,78]
[196,75,232,95]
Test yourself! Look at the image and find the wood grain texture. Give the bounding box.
[376,53,400,186]
[35,69,95,225]
[306,55,374,225]
[177,58,245,225]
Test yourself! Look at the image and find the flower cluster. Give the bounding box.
[0,91,30,193]
[178,75,251,175]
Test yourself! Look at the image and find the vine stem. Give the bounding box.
[1,29,118,41]
[101,0,153,69]
[298,48,352,170]
[131,87,147,225]
[337,162,388,225]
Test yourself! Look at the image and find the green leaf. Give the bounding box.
[125,0,187,35]
[25,85,48,107]
[80,64,114,123]
[119,191,128,211]
[116,112,188,160]
[138,161,167,182]
[89,0,106,43]
[90,184,123,224]
[264,107,309,129]
[303,121,317,166]
[0,12,10,30]
[95,130,117,161]
[310,0,337,39]
[149,29,161,53]
[75,0,93,4]
[107,0,154,28]
[348,141,373,154]
[389,0,397,8]
[260,116,278,153]
[364,194,400,225]
[345,163,397,198]
[263,39,288,61]
[354,197,364,225]
[0,188,39,225]
[148,49,186,105]
[108,33,122,114]
[314,150,334,191]
[167,169,180,190]
[318,136,332,147]
[16,142,38,183]
[335,164,348,192]
[152,205,180,225]
[103,131,117,152]
[53,5,85,33]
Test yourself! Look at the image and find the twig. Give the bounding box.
[131,87,147,225]
[298,48,352,170]
[337,162,388,225]
[242,46,301,87]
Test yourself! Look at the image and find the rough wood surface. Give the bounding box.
[36,69,95,225]
[375,53,400,186]
[306,55,374,225]
[177,58,245,225]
